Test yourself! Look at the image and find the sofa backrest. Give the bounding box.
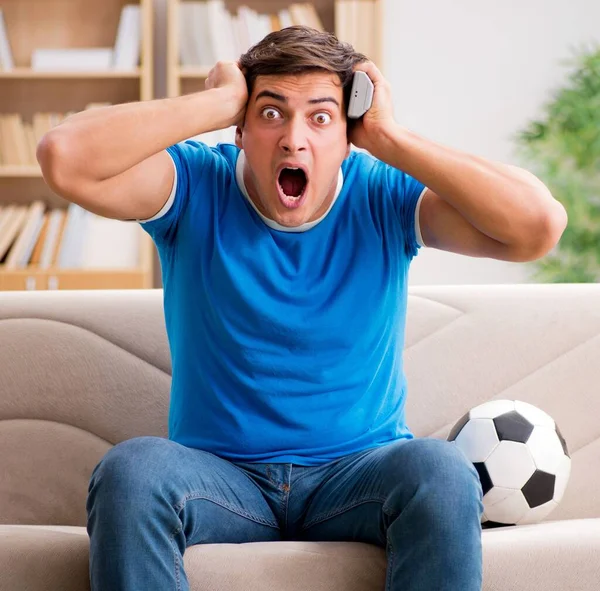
[0,284,598,526]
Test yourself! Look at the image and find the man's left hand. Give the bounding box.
[349,61,396,152]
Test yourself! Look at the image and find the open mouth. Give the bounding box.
[277,167,308,209]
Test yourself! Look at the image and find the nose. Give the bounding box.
[279,116,308,153]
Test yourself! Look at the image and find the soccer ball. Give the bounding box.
[448,399,571,527]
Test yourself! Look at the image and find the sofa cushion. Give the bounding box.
[481,518,600,590]
[0,525,89,591]
[184,540,386,591]
[2,519,599,591]
[2,286,600,525]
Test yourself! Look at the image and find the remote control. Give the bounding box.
[347,71,374,119]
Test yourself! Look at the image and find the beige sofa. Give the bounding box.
[1,283,599,591]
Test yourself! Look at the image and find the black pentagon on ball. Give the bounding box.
[482,521,515,529]
[473,462,493,495]
[555,424,570,457]
[493,410,534,443]
[522,470,556,508]
[447,412,470,442]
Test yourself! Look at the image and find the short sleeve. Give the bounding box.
[139,140,216,245]
[383,163,428,259]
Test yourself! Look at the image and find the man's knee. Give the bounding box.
[406,437,479,476]
[382,438,483,515]
[88,436,174,500]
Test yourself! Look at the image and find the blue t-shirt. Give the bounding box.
[141,141,427,466]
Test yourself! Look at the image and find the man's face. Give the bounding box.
[236,71,351,228]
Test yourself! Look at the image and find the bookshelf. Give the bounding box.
[167,0,384,100]
[0,0,155,291]
[0,69,143,80]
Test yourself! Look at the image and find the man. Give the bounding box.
[38,26,566,591]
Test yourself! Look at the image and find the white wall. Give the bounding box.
[385,0,599,285]
[152,0,598,285]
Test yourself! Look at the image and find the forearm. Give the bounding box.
[38,88,236,181]
[371,123,564,246]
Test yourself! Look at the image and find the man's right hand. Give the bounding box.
[205,61,249,128]
[37,60,251,221]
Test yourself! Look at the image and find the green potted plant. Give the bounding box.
[514,42,600,282]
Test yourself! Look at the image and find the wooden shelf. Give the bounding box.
[0,228,155,291]
[167,0,383,98]
[0,0,156,291]
[0,165,42,178]
[0,267,153,291]
[0,67,142,79]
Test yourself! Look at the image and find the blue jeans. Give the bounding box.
[87,436,483,590]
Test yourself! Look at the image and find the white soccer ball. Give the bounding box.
[448,399,571,527]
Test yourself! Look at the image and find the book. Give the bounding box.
[179,2,199,66]
[4,114,30,165]
[113,4,141,70]
[79,215,140,269]
[278,9,294,29]
[30,212,51,266]
[56,203,88,268]
[180,2,214,67]
[0,205,28,262]
[39,208,66,269]
[205,1,237,63]
[0,9,14,71]
[4,200,45,269]
[0,205,11,235]
[31,48,114,71]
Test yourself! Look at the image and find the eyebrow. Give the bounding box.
[255,90,340,108]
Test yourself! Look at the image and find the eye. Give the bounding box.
[261,107,281,120]
[313,112,332,125]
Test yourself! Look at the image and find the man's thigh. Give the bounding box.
[294,437,477,546]
[87,436,280,545]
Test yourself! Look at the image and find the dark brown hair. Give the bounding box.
[238,26,368,118]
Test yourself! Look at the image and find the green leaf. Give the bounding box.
[515,43,600,283]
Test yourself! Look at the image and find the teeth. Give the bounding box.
[278,184,303,200]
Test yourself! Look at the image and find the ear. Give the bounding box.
[235,126,243,149]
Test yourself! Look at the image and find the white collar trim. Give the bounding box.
[235,150,343,233]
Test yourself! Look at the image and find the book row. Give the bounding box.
[179,1,377,67]
[0,5,141,71]
[0,105,110,167]
[0,201,141,271]
[1,1,377,73]
[179,2,324,66]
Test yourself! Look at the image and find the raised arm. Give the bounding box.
[36,61,248,220]
[350,61,567,262]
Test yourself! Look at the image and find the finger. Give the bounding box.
[235,60,247,76]
[353,60,384,84]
